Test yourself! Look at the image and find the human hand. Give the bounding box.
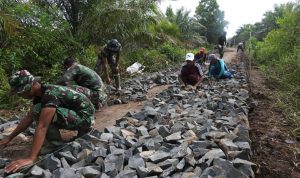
[5,158,34,173]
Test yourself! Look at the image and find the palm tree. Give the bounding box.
[77,0,163,46]
[166,7,207,46]
[0,11,20,48]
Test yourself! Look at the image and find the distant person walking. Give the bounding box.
[217,31,227,58]
[237,42,244,52]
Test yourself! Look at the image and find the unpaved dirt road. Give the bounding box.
[94,47,237,131]
[93,85,170,131]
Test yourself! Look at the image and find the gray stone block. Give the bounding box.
[30,165,44,177]
[58,151,77,163]
[149,151,170,163]
[199,165,226,178]
[104,153,124,172]
[60,157,70,168]
[213,158,248,178]
[41,154,61,171]
[118,169,137,178]
[165,132,181,142]
[128,154,145,169]
[176,158,185,171]
[52,168,79,178]
[79,166,101,178]
[157,159,179,170]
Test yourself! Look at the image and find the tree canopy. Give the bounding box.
[194,0,228,43]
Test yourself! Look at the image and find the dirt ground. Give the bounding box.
[248,68,300,177]
[1,47,300,178]
[93,84,170,131]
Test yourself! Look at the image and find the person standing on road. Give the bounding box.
[57,57,107,111]
[207,54,233,79]
[237,42,244,52]
[95,39,122,91]
[0,70,95,173]
[178,53,204,89]
[217,31,227,58]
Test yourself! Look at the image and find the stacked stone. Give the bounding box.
[0,64,256,178]
[107,70,179,104]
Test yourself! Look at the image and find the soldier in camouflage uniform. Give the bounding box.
[57,57,107,110]
[95,39,122,90]
[0,70,95,173]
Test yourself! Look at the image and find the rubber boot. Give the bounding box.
[114,75,121,91]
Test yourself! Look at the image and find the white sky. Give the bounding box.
[158,0,296,38]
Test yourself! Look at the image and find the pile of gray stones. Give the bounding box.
[0,63,257,178]
[106,69,178,105]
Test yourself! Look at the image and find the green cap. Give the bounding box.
[9,70,35,94]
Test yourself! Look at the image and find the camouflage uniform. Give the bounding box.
[9,70,95,150]
[9,70,35,94]
[32,84,95,129]
[57,63,107,110]
[33,84,95,142]
[67,85,92,100]
[95,39,122,90]
[95,45,120,75]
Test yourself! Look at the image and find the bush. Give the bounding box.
[153,20,180,38]
[122,43,185,74]
[252,2,300,137]
[124,48,168,73]
[158,42,185,63]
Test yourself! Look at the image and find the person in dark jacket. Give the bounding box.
[178,53,204,89]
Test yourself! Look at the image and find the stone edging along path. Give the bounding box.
[0,63,256,178]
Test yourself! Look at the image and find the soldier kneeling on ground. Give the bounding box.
[57,57,107,111]
[0,70,95,173]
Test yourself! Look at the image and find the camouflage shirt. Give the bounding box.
[33,84,95,113]
[98,45,120,65]
[57,63,105,92]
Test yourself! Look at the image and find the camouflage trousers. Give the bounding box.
[91,89,107,110]
[95,58,120,77]
[68,85,107,110]
[33,103,95,143]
